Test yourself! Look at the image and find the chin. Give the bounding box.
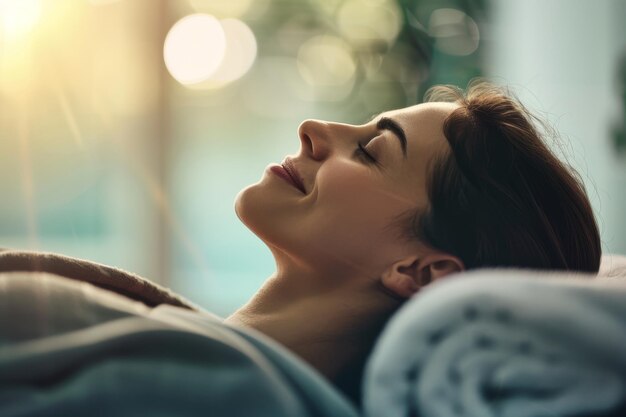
[234,183,257,228]
[234,181,305,260]
[234,182,277,241]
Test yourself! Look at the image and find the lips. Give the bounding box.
[272,157,306,194]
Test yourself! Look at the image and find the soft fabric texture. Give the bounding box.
[598,253,626,278]
[363,257,626,417]
[3,250,626,416]
[0,249,199,311]
[0,272,359,417]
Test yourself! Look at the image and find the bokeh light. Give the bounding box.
[297,35,356,86]
[428,8,480,56]
[0,0,41,40]
[314,0,344,17]
[164,14,226,85]
[189,0,269,19]
[336,0,402,49]
[189,18,257,90]
[297,35,357,101]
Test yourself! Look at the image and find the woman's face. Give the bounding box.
[235,102,458,281]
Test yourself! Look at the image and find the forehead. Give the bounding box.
[383,102,458,132]
[375,101,459,201]
[379,101,458,154]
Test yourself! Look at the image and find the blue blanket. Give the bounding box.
[363,269,626,417]
[0,272,359,417]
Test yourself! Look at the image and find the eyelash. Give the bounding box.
[356,142,377,164]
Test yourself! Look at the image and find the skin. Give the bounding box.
[225,102,464,394]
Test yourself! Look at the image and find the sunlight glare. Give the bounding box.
[0,0,41,40]
[164,14,226,85]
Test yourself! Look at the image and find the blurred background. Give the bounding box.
[1,0,625,316]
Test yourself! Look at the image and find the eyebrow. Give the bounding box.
[376,116,407,158]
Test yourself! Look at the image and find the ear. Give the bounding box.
[381,253,464,299]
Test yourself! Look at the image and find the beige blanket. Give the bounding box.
[0,249,199,311]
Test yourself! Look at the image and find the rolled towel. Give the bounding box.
[363,269,626,417]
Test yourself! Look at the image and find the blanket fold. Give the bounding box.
[0,249,198,311]
[363,269,626,417]
[0,272,359,417]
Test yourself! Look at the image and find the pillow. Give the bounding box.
[598,253,626,278]
[362,256,626,417]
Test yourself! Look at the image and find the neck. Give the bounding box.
[224,263,402,405]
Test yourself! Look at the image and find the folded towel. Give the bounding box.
[363,269,626,417]
[0,249,199,311]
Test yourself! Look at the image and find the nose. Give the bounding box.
[298,119,331,161]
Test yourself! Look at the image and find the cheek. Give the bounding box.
[319,165,379,214]
[308,165,407,257]
[317,163,406,220]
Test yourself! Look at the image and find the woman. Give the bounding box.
[224,81,602,406]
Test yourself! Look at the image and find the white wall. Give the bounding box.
[487,0,626,254]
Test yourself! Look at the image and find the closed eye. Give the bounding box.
[355,142,377,164]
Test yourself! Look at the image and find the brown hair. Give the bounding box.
[412,81,601,272]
